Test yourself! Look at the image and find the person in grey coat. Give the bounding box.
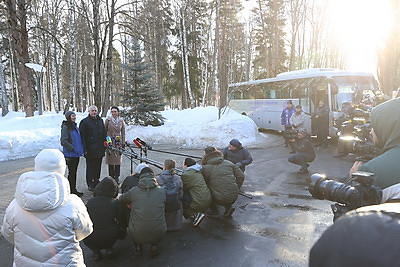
[119,167,167,257]
[221,139,253,173]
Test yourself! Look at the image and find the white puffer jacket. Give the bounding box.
[1,149,93,266]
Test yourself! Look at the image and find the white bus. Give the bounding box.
[228,68,380,137]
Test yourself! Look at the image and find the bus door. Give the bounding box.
[310,83,329,136]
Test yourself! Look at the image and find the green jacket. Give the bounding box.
[201,151,245,204]
[181,164,212,211]
[119,173,167,244]
[359,98,400,189]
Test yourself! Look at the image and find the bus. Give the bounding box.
[228,68,380,137]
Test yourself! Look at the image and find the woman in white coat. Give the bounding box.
[1,149,93,266]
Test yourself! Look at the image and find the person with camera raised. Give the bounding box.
[288,129,316,174]
[349,98,400,202]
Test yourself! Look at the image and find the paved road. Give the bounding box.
[0,133,354,266]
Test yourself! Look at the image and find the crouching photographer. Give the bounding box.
[287,129,316,174]
[349,98,400,203]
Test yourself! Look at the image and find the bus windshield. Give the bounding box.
[333,76,377,108]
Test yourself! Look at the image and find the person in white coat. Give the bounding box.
[1,149,93,266]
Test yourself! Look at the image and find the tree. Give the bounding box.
[120,38,164,126]
[6,0,34,117]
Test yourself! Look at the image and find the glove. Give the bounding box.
[235,162,242,167]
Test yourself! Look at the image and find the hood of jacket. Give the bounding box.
[15,171,70,212]
[370,98,400,151]
[137,172,158,190]
[202,151,224,165]
[186,163,202,172]
[34,149,66,176]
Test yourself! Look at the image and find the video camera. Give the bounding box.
[283,129,299,140]
[309,171,382,221]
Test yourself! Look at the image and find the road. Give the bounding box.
[0,133,354,267]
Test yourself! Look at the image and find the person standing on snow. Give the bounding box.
[60,110,84,196]
[1,149,93,266]
[221,138,253,173]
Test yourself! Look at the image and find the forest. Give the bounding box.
[1,0,399,119]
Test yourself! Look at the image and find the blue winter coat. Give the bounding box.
[60,121,84,158]
[281,107,295,127]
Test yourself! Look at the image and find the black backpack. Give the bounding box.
[160,174,181,212]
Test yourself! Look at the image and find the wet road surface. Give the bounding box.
[0,133,354,266]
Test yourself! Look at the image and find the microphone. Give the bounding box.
[136,138,152,149]
[106,136,112,144]
[133,139,142,148]
[104,141,109,147]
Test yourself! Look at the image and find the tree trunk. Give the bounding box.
[7,0,34,117]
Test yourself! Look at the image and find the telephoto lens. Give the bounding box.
[308,173,359,206]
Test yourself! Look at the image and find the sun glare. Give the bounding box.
[328,0,393,73]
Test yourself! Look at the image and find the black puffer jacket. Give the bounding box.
[79,115,106,158]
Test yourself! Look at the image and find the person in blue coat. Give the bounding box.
[60,111,84,196]
[221,139,253,173]
[281,100,296,149]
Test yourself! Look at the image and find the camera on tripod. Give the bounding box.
[308,171,382,221]
[283,129,299,140]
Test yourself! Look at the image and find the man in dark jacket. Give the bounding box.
[201,147,244,217]
[79,105,106,191]
[288,129,316,174]
[310,203,400,267]
[221,139,253,173]
[313,100,330,148]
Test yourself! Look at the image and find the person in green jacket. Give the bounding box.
[119,167,167,257]
[201,147,245,218]
[349,98,400,202]
[181,158,212,227]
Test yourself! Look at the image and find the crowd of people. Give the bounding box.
[1,104,254,264]
[3,95,400,266]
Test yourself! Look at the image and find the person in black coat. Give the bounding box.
[221,139,253,173]
[313,100,330,148]
[288,129,316,174]
[84,177,122,261]
[79,105,106,190]
[310,203,400,267]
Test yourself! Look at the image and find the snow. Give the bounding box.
[0,106,267,162]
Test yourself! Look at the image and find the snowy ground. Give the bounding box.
[0,106,268,162]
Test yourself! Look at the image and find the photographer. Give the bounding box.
[349,98,400,202]
[288,129,316,174]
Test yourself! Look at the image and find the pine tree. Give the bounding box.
[120,38,165,126]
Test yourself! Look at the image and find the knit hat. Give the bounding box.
[34,149,66,175]
[135,163,149,174]
[287,100,293,105]
[229,139,242,149]
[139,167,155,176]
[65,111,75,121]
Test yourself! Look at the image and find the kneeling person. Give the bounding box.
[288,129,316,174]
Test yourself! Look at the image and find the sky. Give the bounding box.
[0,106,266,162]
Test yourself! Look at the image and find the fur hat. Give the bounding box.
[65,111,75,121]
[34,149,66,175]
[229,139,242,149]
[135,163,149,174]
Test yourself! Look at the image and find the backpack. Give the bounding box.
[160,174,181,212]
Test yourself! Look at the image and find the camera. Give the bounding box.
[309,171,382,221]
[283,129,299,140]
